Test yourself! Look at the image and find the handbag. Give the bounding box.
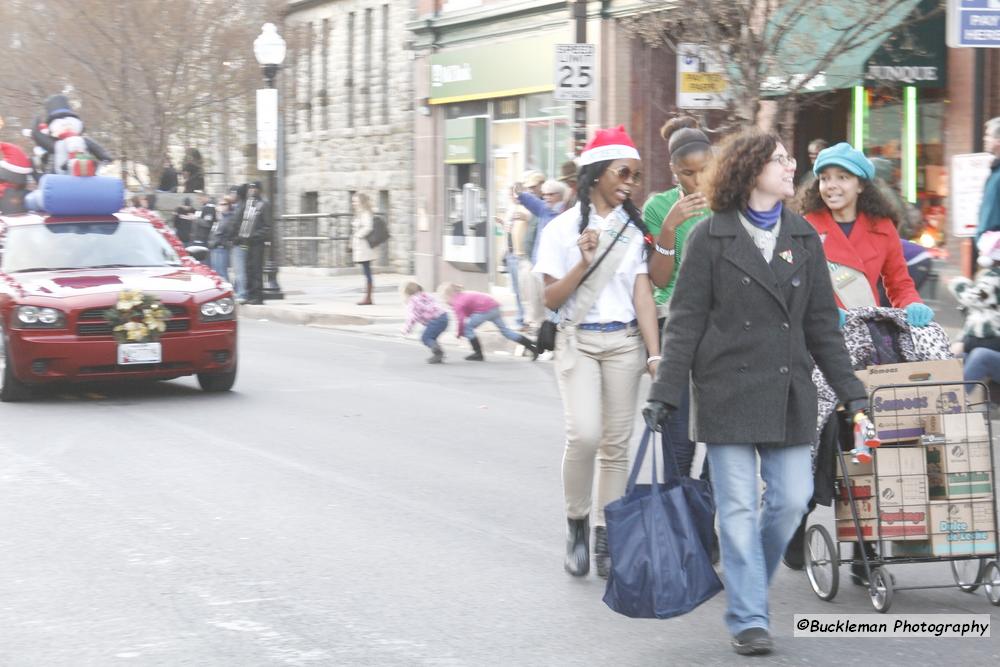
[536,215,631,353]
[603,427,723,619]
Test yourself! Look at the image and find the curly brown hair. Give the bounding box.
[791,175,902,227]
[706,130,781,212]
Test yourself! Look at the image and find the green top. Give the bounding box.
[642,186,711,306]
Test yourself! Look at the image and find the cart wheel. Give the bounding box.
[951,558,986,593]
[869,566,893,613]
[804,524,839,601]
[984,561,1000,607]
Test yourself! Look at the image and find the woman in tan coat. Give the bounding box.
[351,193,377,305]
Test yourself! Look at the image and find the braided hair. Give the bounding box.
[576,160,654,256]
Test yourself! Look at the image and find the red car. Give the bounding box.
[0,209,237,401]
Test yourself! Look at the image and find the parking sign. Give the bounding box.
[554,44,596,101]
[948,0,1000,48]
[676,43,728,109]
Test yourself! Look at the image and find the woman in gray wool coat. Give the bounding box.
[642,130,868,657]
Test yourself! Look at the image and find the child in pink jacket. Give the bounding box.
[438,283,538,361]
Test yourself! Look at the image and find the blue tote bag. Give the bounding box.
[602,428,723,619]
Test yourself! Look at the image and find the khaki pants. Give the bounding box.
[555,326,645,525]
[518,258,546,327]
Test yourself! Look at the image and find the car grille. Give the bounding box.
[76,304,190,337]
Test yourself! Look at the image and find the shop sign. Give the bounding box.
[444,117,486,165]
[676,43,728,109]
[950,153,995,237]
[429,31,566,104]
[866,7,947,88]
[948,0,1000,48]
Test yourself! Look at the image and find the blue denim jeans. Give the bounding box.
[421,313,449,349]
[706,443,813,635]
[230,245,248,300]
[210,247,230,282]
[964,346,1000,392]
[464,307,521,343]
[505,253,525,326]
[663,384,700,479]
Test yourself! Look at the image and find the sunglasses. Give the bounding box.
[608,165,642,185]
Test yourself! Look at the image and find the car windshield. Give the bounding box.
[1,221,182,273]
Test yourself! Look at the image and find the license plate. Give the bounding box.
[117,342,162,365]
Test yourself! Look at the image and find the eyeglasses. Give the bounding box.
[770,155,797,168]
[608,165,642,185]
[541,191,559,197]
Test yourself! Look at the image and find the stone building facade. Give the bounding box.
[282,0,415,273]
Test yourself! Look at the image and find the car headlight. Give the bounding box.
[200,297,236,321]
[15,306,66,328]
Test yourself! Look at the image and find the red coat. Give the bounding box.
[804,209,921,309]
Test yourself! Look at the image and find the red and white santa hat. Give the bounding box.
[579,125,640,166]
[0,143,32,186]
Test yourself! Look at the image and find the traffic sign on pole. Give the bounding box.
[948,0,1000,48]
[676,43,728,109]
[554,44,596,101]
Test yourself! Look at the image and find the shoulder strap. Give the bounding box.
[565,214,634,326]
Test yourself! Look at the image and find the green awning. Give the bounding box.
[758,0,922,95]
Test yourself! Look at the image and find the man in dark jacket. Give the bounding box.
[233,182,270,304]
[157,158,178,192]
[192,192,215,246]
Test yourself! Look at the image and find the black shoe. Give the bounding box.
[593,526,610,579]
[516,335,539,361]
[427,345,444,364]
[732,627,773,656]
[465,338,484,361]
[783,515,808,571]
[564,516,590,577]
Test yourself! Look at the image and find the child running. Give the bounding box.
[438,283,538,361]
[401,282,449,364]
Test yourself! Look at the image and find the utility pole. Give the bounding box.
[573,0,588,154]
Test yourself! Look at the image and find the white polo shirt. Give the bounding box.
[533,203,648,324]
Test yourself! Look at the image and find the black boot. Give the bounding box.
[851,541,878,586]
[783,513,809,571]
[564,516,590,576]
[465,338,484,361]
[594,526,610,579]
[516,335,539,360]
[427,345,444,364]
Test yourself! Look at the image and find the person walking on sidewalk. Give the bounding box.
[642,130,867,656]
[401,282,450,364]
[351,193,377,306]
[642,116,713,480]
[233,182,270,305]
[438,283,538,361]
[533,125,661,580]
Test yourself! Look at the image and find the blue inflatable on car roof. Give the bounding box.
[25,174,124,217]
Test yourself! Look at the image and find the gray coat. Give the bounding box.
[648,207,866,446]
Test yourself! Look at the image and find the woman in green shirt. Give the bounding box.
[642,117,713,484]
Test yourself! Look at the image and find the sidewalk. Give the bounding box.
[238,268,533,355]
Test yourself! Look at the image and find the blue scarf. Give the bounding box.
[742,202,782,231]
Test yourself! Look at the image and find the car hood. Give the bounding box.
[10,266,224,300]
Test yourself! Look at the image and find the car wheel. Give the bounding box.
[1,350,33,402]
[197,364,237,393]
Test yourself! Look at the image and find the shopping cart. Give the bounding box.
[805,380,1000,612]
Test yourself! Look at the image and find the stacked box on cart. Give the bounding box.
[857,360,964,442]
[892,499,997,556]
[834,445,929,540]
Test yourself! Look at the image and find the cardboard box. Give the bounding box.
[835,496,877,520]
[921,412,989,442]
[875,446,927,477]
[836,518,879,541]
[834,499,928,540]
[928,499,996,534]
[838,455,874,477]
[877,475,929,508]
[926,440,993,475]
[858,360,964,442]
[928,471,993,500]
[836,475,876,502]
[893,500,997,556]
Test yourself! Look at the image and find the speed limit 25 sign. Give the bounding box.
[554,44,596,101]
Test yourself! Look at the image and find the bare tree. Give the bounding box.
[0,0,281,187]
[623,0,943,135]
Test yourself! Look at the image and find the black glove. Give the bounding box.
[845,398,869,420]
[642,400,674,433]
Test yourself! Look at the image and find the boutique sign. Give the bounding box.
[865,64,941,85]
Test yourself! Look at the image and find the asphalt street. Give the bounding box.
[1,319,998,666]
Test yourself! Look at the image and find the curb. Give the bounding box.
[238,304,374,327]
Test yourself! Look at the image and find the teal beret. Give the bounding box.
[813,142,875,181]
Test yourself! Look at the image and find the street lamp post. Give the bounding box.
[253,22,286,301]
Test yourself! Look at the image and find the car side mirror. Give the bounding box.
[185,245,209,261]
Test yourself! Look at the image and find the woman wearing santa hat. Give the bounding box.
[0,143,33,215]
[533,125,660,579]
